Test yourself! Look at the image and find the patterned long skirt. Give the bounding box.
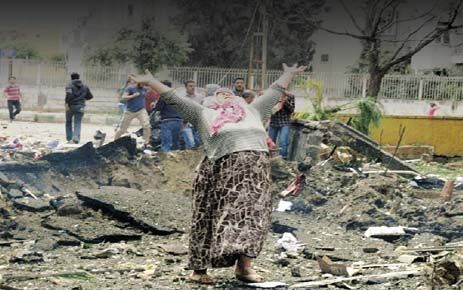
[188,151,272,270]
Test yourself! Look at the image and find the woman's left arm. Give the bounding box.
[251,64,306,120]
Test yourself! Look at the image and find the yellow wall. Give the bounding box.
[368,116,463,156]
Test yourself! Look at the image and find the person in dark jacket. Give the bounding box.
[153,80,184,152]
[65,72,93,144]
[268,92,295,159]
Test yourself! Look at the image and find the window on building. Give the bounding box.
[321,54,329,62]
[435,31,451,45]
[443,31,450,45]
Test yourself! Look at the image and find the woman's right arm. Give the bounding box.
[130,70,203,124]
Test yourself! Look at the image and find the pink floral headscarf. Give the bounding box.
[209,88,246,136]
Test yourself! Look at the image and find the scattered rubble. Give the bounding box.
[1,121,463,289]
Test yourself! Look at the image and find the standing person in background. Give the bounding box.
[145,86,160,113]
[232,77,245,97]
[268,92,295,159]
[115,79,131,131]
[183,80,202,149]
[144,86,161,149]
[114,81,151,147]
[242,90,256,104]
[427,102,439,116]
[65,73,93,144]
[153,80,184,152]
[3,76,22,122]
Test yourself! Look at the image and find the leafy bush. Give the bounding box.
[350,97,383,134]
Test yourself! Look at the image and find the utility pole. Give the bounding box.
[247,0,269,91]
[261,0,268,89]
[247,38,254,89]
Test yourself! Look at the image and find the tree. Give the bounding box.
[87,18,192,72]
[316,0,463,98]
[0,42,41,60]
[173,0,324,68]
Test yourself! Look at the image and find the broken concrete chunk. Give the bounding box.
[157,244,188,256]
[364,226,406,238]
[76,186,177,235]
[0,172,12,187]
[316,256,360,277]
[7,188,24,199]
[56,203,84,216]
[41,142,101,166]
[243,282,287,288]
[96,135,137,158]
[42,214,142,243]
[12,197,51,212]
[9,250,44,264]
[397,254,424,264]
[271,221,298,234]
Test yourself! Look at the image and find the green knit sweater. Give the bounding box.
[160,85,286,161]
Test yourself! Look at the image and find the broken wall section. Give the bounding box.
[288,120,417,172]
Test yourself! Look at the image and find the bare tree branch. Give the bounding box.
[365,0,383,32]
[370,0,398,37]
[338,0,365,33]
[383,15,436,66]
[378,3,401,34]
[382,0,463,72]
[378,5,437,34]
[317,26,370,40]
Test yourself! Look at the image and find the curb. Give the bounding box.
[0,111,120,126]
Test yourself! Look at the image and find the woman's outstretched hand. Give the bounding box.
[282,63,307,75]
[277,63,307,88]
[129,69,155,85]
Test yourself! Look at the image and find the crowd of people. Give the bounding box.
[114,75,296,157]
[0,71,293,157]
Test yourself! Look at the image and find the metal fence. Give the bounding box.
[166,66,308,90]
[168,66,463,101]
[167,67,369,98]
[0,58,132,89]
[1,58,463,101]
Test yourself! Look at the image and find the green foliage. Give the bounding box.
[350,97,383,135]
[0,42,41,59]
[293,79,342,121]
[50,53,67,63]
[173,0,324,68]
[293,80,382,133]
[87,46,130,67]
[86,18,192,72]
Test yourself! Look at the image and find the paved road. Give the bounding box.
[0,120,142,146]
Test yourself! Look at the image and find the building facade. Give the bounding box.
[310,0,463,75]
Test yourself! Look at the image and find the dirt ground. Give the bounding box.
[1,121,463,290]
